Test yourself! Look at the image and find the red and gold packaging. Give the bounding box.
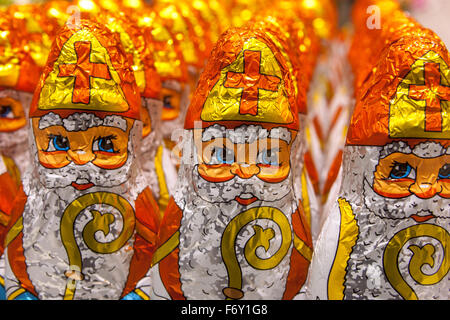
[4,19,161,300]
[247,17,321,240]
[304,10,450,300]
[349,0,402,94]
[149,26,313,300]
[152,0,205,71]
[0,8,43,265]
[274,0,338,42]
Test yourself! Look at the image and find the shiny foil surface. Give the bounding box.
[185,27,299,130]
[29,19,141,120]
[0,7,44,259]
[303,0,450,300]
[0,0,448,302]
[96,12,161,101]
[3,18,161,300]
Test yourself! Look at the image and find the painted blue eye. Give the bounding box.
[0,105,13,118]
[163,95,174,110]
[389,162,414,179]
[93,137,116,153]
[438,164,450,179]
[47,135,69,152]
[258,149,279,166]
[217,147,234,164]
[210,147,234,164]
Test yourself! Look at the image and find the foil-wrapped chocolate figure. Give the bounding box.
[248,13,322,242]
[149,27,313,300]
[303,9,450,300]
[4,20,160,300]
[0,9,43,299]
[0,10,42,184]
[136,7,189,211]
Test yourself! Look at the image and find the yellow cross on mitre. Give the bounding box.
[37,29,129,113]
[201,37,294,125]
[389,50,450,139]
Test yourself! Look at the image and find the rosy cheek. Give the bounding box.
[257,165,290,183]
[373,178,414,198]
[197,164,235,183]
[38,151,70,169]
[438,179,450,198]
[92,152,128,170]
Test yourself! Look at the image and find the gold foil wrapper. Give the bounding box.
[275,0,338,40]
[96,12,161,100]
[0,9,42,93]
[347,7,450,148]
[185,26,298,131]
[29,19,141,120]
[152,1,204,69]
[136,7,188,83]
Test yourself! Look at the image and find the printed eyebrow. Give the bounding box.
[389,160,413,168]
[95,134,117,140]
[47,132,66,139]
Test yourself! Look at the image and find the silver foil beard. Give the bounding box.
[177,171,297,300]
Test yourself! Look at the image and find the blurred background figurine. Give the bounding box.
[0,10,42,185]
[0,9,43,299]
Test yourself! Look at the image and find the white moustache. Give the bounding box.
[363,178,450,219]
[36,158,132,189]
[191,165,292,204]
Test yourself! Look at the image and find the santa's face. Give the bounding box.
[0,89,31,151]
[192,124,295,205]
[31,112,135,190]
[364,141,450,220]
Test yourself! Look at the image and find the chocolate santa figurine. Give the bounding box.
[3,20,160,300]
[0,10,43,299]
[149,26,313,300]
[136,7,189,211]
[303,14,450,300]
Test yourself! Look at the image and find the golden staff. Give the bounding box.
[60,192,136,300]
[221,206,292,300]
[384,223,450,300]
